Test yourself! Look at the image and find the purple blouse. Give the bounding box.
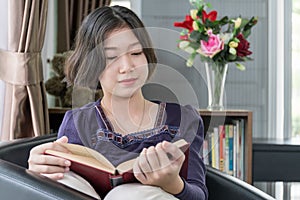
[57,100,208,200]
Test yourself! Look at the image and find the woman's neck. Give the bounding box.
[100,92,158,135]
[101,92,145,115]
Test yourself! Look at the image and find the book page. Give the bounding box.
[45,149,116,174]
[57,171,101,199]
[60,143,115,170]
[116,158,136,174]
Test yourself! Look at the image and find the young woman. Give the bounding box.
[28,5,208,200]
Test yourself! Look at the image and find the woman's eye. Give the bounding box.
[131,51,143,56]
[106,56,117,60]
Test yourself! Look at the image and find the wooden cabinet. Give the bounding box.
[199,110,253,184]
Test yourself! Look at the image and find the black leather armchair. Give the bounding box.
[0,134,275,200]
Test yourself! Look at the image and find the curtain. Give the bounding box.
[57,0,111,52]
[0,0,49,140]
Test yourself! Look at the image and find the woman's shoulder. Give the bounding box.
[165,102,200,118]
[163,102,202,127]
[60,100,101,146]
[64,100,99,117]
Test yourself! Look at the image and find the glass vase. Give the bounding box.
[205,62,228,111]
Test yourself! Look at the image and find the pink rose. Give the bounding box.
[198,29,224,58]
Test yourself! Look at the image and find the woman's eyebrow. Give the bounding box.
[128,41,142,48]
[104,41,142,51]
[104,46,117,51]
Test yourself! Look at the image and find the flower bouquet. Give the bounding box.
[174,0,258,68]
[173,0,258,110]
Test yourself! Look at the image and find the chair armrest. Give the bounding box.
[0,159,96,200]
[0,134,57,168]
[206,166,275,200]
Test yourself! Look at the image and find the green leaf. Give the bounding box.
[243,29,251,38]
[236,63,246,71]
[242,17,258,37]
[189,41,200,49]
[199,33,209,42]
[227,54,237,61]
[190,31,202,42]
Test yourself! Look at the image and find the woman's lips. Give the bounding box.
[119,78,138,86]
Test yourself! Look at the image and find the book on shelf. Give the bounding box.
[202,139,209,165]
[228,124,234,176]
[202,119,246,181]
[213,127,219,170]
[239,118,245,180]
[219,125,225,172]
[45,139,189,198]
[225,124,230,174]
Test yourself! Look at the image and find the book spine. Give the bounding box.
[233,124,237,177]
[225,125,230,174]
[202,139,209,165]
[219,125,225,172]
[240,119,245,180]
[228,124,234,175]
[234,120,241,179]
[211,130,216,169]
[213,127,219,170]
[207,130,213,166]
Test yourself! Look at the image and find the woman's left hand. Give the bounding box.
[133,141,185,194]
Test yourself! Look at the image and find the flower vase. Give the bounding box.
[205,62,228,111]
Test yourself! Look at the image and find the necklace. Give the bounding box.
[101,100,146,133]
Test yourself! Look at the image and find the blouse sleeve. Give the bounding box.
[174,105,208,200]
[57,110,83,145]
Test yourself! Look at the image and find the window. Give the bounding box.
[110,0,131,8]
[292,0,300,138]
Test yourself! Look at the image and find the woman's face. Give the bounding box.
[99,27,148,98]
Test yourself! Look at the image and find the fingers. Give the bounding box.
[155,143,170,169]
[133,157,147,183]
[134,141,185,186]
[134,147,161,183]
[42,172,65,180]
[138,148,152,173]
[136,141,185,174]
[161,141,185,164]
[145,146,160,172]
[55,136,68,143]
[28,153,71,172]
[28,137,71,179]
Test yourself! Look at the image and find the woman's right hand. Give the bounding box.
[28,136,71,180]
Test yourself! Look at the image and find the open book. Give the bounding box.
[45,139,189,198]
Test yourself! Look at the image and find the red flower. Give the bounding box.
[180,34,189,40]
[236,34,252,57]
[174,15,194,32]
[202,10,217,23]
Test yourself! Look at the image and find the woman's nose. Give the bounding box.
[119,54,134,73]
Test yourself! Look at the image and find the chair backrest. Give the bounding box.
[206,166,275,200]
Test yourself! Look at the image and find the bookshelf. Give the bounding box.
[199,110,253,184]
